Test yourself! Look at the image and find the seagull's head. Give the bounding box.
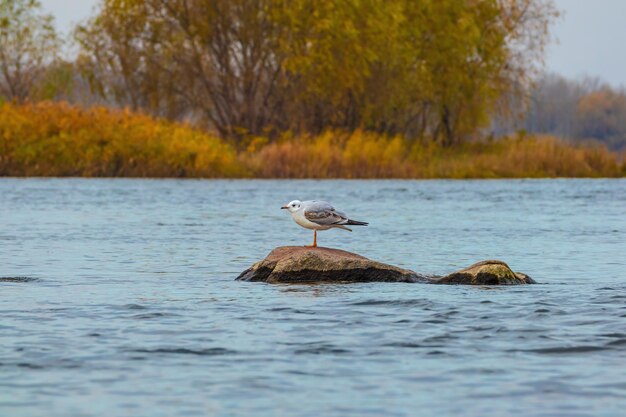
[281,200,302,213]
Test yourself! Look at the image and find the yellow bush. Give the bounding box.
[0,101,245,177]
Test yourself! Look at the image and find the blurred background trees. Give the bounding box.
[0,0,61,100]
[1,0,625,151]
[494,73,626,150]
[74,0,557,144]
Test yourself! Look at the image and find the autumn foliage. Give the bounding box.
[0,101,243,177]
[246,131,622,178]
[0,102,622,178]
[75,0,557,145]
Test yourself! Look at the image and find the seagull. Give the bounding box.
[281,200,368,247]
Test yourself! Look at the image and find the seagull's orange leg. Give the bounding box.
[306,230,317,248]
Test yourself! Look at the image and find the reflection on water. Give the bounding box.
[1,178,625,417]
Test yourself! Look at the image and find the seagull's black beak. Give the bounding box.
[280,205,288,209]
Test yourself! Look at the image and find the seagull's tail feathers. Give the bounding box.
[334,225,353,232]
[346,219,368,226]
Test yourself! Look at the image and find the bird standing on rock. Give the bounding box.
[281,200,368,247]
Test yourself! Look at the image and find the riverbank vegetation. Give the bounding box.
[1,101,622,178]
[1,1,625,178]
[0,101,243,177]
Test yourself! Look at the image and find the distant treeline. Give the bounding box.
[0,101,622,178]
[515,74,626,151]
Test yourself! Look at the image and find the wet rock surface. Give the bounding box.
[236,246,428,284]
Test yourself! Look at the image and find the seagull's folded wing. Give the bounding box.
[303,201,349,225]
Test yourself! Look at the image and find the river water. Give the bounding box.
[1,179,625,417]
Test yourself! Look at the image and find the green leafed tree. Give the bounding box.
[0,0,61,100]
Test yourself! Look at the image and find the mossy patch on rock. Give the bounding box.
[433,260,535,285]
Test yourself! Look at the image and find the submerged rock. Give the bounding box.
[236,246,427,284]
[433,260,535,285]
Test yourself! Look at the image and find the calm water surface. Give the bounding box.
[1,179,625,417]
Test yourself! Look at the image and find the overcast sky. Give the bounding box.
[40,0,626,87]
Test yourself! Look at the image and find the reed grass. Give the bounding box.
[1,102,623,178]
[244,131,623,178]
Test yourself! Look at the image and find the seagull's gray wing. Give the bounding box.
[303,201,349,226]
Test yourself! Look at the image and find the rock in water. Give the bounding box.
[236,246,427,284]
[433,260,535,285]
[236,248,535,285]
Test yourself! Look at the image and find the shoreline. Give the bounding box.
[2,102,624,179]
[1,176,625,180]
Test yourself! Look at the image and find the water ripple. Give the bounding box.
[0,276,39,283]
[128,347,237,356]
